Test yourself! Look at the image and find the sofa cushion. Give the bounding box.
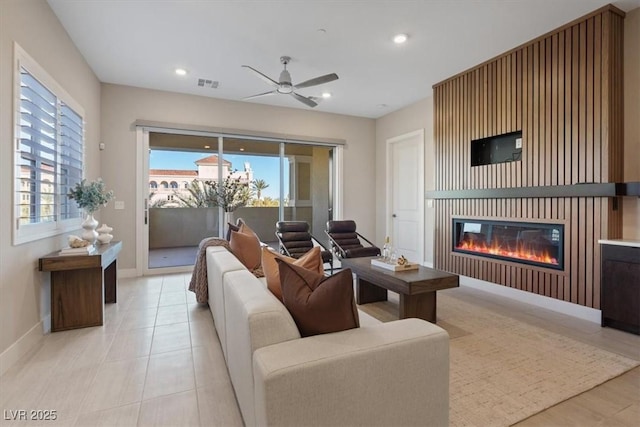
[253,318,449,427]
[277,261,359,337]
[229,222,261,271]
[262,246,323,301]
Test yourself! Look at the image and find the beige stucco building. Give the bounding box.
[149,155,253,206]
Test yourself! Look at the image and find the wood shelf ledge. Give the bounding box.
[425,182,640,200]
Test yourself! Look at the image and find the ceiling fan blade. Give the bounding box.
[241,65,279,87]
[291,92,318,108]
[294,73,339,89]
[243,90,277,100]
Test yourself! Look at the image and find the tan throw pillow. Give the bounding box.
[229,223,261,271]
[262,246,324,301]
[277,260,359,337]
[238,221,257,238]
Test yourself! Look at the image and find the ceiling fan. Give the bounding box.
[241,56,338,108]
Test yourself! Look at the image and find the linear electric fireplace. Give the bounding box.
[453,218,564,270]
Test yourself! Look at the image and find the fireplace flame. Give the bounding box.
[456,240,559,265]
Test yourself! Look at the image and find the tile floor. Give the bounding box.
[0,273,243,427]
[0,273,638,426]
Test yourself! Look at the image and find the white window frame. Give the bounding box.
[12,43,85,245]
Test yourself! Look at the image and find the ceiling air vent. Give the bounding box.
[197,79,219,89]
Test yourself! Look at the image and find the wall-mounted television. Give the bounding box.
[471,131,522,167]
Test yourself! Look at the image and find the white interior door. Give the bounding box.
[387,130,425,264]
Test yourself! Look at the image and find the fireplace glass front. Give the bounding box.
[453,218,564,270]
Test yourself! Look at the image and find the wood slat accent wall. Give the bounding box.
[432,6,624,309]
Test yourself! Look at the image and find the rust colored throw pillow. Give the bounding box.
[277,260,359,337]
[262,246,324,301]
[238,221,256,238]
[229,222,261,271]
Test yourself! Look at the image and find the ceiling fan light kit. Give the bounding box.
[242,55,338,108]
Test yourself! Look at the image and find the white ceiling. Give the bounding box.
[48,0,640,119]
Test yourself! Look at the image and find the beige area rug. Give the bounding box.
[358,292,639,427]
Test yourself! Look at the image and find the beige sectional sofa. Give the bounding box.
[205,246,450,426]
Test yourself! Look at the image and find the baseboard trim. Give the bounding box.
[118,268,138,278]
[42,314,51,335]
[460,275,601,324]
[144,266,193,276]
[118,267,192,278]
[0,321,44,376]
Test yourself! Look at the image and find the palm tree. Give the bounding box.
[250,196,279,207]
[251,179,269,200]
[148,191,168,208]
[173,180,217,207]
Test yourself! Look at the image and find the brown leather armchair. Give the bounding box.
[325,220,381,259]
[275,221,334,273]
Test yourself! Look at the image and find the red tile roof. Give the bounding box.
[195,155,232,165]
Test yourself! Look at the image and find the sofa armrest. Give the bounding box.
[253,319,449,427]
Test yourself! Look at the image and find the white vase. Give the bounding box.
[224,211,235,227]
[96,223,114,245]
[81,213,99,244]
[96,233,113,245]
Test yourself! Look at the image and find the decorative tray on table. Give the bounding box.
[370,257,419,271]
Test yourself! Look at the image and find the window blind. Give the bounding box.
[17,66,84,226]
[60,103,83,220]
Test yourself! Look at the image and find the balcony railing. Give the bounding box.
[149,206,314,249]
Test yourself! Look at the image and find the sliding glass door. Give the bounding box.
[219,138,282,245]
[284,143,333,247]
[144,132,335,272]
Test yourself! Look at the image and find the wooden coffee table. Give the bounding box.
[341,257,459,323]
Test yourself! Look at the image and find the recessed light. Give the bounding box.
[377,103,388,108]
[204,145,210,149]
[393,34,408,44]
[239,148,245,152]
[175,68,188,76]
[322,92,332,99]
[317,28,327,34]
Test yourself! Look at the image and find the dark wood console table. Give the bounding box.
[39,241,122,332]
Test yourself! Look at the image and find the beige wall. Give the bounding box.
[623,7,640,239]
[375,97,435,265]
[100,84,375,269]
[0,0,101,358]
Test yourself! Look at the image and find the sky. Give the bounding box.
[150,149,285,199]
